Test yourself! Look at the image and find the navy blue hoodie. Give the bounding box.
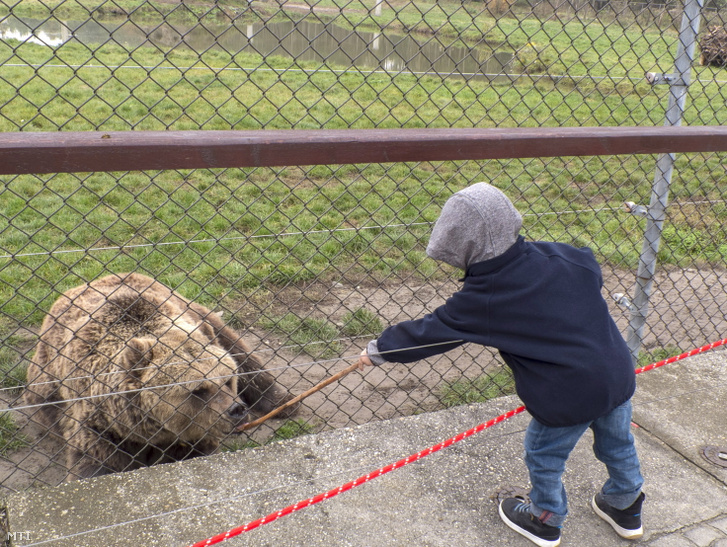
[369,183,635,427]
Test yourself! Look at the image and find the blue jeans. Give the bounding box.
[524,400,643,528]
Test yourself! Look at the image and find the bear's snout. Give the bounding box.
[227,401,249,423]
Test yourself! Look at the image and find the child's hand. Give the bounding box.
[357,348,374,371]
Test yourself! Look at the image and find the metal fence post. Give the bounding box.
[625,0,705,361]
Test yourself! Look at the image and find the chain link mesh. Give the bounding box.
[1,0,726,490]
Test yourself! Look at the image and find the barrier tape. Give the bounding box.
[633,337,727,374]
[187,337,727,547]
[188,405,527,547]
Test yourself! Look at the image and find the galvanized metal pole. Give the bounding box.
[626,0,705,361]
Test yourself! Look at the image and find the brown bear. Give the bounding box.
[24,273,292,479]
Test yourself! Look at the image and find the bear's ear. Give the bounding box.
[120,337,155,370]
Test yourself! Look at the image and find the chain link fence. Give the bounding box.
[1,0,727,490]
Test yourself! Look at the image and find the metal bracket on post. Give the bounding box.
[623,201,648,217]
[644,72,687,86]
[613,293,634,311]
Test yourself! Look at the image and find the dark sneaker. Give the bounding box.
[591,491,645,539]
[499,497,562,547]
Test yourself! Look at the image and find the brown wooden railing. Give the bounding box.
[1,126,727,175]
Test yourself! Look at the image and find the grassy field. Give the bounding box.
[1,0,727,335]
[4,0,727,132]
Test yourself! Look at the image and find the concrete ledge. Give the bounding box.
[6,351,727,547]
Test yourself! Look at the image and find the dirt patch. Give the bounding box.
[3,266,726,493]
[0,396,67,492]
[222,264,727,441]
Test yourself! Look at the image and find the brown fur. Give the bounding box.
[24,273,292,479]
[700,26,727,67]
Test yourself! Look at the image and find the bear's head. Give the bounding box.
[116,327,249,446]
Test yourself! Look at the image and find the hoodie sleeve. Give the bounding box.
[374,304,467,363]
[365,340,388,366]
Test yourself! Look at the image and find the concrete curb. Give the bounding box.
[5,350,727,547]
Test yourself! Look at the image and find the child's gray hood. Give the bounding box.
[426,183,522,270]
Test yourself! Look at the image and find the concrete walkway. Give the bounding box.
[5,349,727,547]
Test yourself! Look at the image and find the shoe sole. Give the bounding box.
[591,495,643,540]
[498,502,561,547]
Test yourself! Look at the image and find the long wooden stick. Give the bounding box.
[237,361,360,431]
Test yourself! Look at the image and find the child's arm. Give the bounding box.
[357,290,471,369]
[375,310,465,363]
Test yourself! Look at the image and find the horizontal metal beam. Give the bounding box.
[1,126,726,175]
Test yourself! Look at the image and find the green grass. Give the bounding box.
[221,438,260,451]
[1,0,726,337]
[439,368,516,408]
[269,418,315,441]
[340,309,384,337]
[0,0,700,133]
[0,412,27,456]
[0,348,27,391]
[222,418,316,451]
[257,312,344,358]
[636,346,683,368]
[256,308,383,357]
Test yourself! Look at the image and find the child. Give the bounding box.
[357,183,644,547]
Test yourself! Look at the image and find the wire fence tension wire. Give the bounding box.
[186,338,727,547]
